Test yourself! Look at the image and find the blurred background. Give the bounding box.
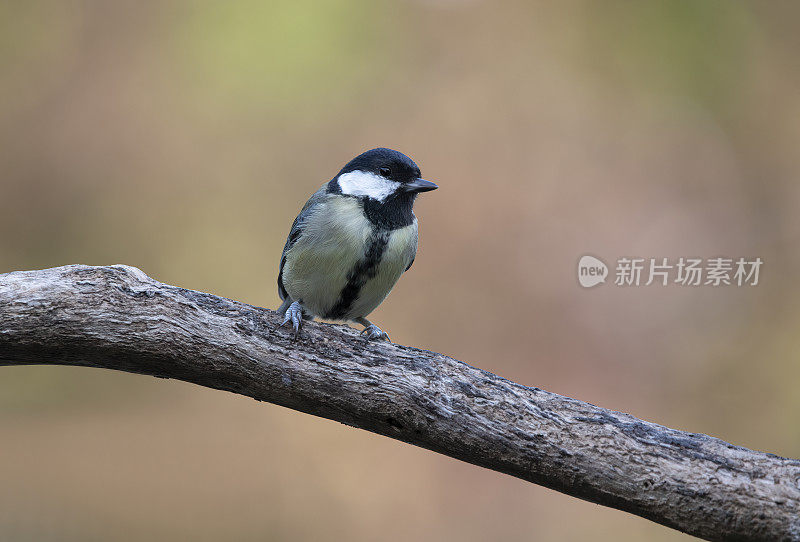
[1,1,799,540]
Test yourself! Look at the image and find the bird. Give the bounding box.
[276,148,437,341]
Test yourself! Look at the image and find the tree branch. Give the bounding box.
[0,265,798,541]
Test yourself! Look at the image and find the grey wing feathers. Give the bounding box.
[277,187,327,300]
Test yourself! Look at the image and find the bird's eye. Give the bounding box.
[379,167,391,178]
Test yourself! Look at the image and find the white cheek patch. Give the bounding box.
[337,170,400,202]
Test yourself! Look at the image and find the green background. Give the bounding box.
[2,1,799,540]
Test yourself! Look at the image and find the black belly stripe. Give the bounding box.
[327,231,389,319]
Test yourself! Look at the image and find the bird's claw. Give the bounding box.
[361,324,390,342]
[279,301,304,339]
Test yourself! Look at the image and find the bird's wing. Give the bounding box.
[405,256,415,272]
[278,186,328,300]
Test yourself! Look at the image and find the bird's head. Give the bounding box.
[331,148,437,202]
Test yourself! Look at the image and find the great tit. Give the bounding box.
[277,148,437,340]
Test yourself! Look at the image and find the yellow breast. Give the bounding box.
[281,194,418,320]
[347,220,418,319]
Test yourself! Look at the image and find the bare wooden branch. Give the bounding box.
[0,265,798,541]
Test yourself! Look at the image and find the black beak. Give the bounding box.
[403,178,438,193]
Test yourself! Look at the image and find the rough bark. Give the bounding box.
[0,265,798,541]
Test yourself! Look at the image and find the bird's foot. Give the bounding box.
[278,301,304,339]
[361,324,390,342]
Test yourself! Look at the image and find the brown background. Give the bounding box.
[2,1,799,540]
